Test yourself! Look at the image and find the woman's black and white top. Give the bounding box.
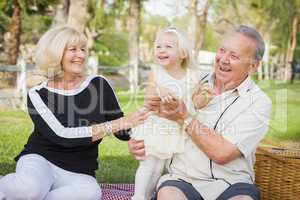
[15,75,130,177]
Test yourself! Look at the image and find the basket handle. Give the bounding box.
[256,146,288,163]
[260,138,284,148]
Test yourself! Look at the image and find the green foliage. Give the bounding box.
[202,24,219,52]
[0,0,58,48]
[21,14,52,43]
[0,1,10,32]
[88,0,128,31]
[94,31,129,66]
[140,14,170,54]
[87,0,130,67]
[248,0,300,54]
[88,0,106,30]
[212,0,300,60]
[1,0,58,16]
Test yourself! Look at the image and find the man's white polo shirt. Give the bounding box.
[158,73,272,200]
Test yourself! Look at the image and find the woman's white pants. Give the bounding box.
[0,154,101,200]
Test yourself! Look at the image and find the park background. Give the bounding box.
[0,0,299,183]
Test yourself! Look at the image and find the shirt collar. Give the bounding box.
[235,76,253,97]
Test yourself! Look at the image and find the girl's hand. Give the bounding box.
[161,93,178,103]
[144,96,161,111]
[192,84,215,109]
[122,108,150,130]
[157,86,178,102]
[158,97,188,125]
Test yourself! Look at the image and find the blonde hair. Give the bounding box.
[155,27,194,69]
[35,26,88,78]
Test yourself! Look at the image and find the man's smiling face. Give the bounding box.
[214,33,258,89]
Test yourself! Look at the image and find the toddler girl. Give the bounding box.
[131,27,212,200]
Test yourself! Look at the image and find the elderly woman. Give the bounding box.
[0,26,148,200]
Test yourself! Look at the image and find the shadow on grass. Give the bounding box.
[0,163,16,176]
[96,155,139,183]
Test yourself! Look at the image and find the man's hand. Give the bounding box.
[128,139,145,160]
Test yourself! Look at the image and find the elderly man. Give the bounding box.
[128,25,272,200]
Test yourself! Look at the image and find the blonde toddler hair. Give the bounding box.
[155,27,194,69]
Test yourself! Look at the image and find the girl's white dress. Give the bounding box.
[131,65,199,159]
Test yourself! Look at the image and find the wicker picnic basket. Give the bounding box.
[254,146,300,200]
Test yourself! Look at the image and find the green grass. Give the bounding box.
[258,81,300,143]
[0,82,299,183]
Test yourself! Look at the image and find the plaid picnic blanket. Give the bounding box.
[100,184,134,200]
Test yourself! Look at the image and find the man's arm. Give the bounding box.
[186,119,241,165]
[156,97,240,165]
[159,95,271,165]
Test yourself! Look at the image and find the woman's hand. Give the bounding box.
[128,139,145,160]
[122,108,150,130]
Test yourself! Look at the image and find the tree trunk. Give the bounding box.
[285,14,298,81]
[128,0,140,93]
[2,0,21,87]
[195,0,211,55]
[256,24,263,81]
[263,34,271,80]
[257,63,263,80]
[189,0,197,51]
[4,0,21,65]
[52,0,69,27]
[67,0,88,33]
[85,0,106,49]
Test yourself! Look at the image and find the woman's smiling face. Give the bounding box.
[61,43,87,76]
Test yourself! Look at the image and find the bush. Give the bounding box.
[93,31,129,67]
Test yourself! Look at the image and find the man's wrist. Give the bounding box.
[182,115,194,131]
[176,112,189,125]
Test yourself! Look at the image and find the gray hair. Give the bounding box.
[235,25,265,61]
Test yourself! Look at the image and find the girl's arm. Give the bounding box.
[144,69,161,111]
[145,69,176,103]
[145,69,159,101]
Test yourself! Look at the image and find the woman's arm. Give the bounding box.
[91,108,148,141]
[100,76,149,141]
[27,89,94,148]
[27,82,149,147]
